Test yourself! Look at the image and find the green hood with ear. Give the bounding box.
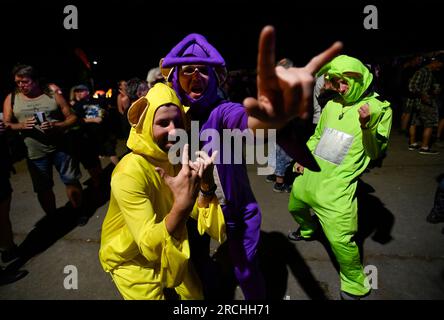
[318,55,373,104]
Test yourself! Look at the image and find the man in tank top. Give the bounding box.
[2,64,83,219]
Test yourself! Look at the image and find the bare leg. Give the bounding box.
[409,124,417,145]
[275,176,284,184]
[65,182,83,209]
[421,127,433,149]
[401,113,411,132]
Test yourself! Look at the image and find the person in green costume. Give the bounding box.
[287,55,392,299]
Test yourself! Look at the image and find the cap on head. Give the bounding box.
[73,84,89,92]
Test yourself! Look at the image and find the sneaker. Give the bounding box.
[0,267,28,286]
[426,210,444,224]
[77,215,90,227]
[1,245,20,263]
[408,143,420,151]
[265,174,276,183]
[418,147,439,155]
[273,182,291,193]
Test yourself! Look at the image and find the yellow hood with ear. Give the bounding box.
[126,83,186,162]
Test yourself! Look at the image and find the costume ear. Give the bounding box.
[127,97,149,132]
[159,58,174,82]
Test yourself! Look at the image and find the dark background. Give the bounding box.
[0,0,442,97]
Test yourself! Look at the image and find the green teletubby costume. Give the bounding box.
[288,55,392,296]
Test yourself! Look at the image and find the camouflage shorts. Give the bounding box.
[412,102,439,127]
[402,98,416,114]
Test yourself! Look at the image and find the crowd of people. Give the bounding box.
[1,25,443,299]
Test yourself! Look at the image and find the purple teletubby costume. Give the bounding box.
[162,33,266,299]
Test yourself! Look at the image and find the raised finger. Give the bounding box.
[181,144,190,171]
[198,161,204,178]
[210,150,218,163]
[257,25,276,83]
[304,41,343,75]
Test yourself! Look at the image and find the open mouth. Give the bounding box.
[191,86,204,94]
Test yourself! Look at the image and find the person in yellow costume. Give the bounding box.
[99,83,225,300]
[287,55,392,299]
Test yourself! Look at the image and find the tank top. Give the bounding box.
[13,92,63,159]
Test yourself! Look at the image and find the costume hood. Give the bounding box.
[318,55,373,105]
[160,33,227,114]
[126,83,186,163]
[162,33,225,68]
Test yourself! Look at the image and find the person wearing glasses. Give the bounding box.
[160,27,341,299]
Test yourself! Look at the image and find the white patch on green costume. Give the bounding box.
[314,128,354,165]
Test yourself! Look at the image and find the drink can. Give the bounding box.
[34,111,47,125]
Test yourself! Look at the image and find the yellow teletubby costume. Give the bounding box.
[99,83,225,300]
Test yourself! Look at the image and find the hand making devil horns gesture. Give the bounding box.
[245,25,343,130]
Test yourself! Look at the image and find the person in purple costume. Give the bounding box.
[161,33,265,299]
[161,26,342,299]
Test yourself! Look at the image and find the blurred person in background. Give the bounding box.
[2,64,82,217]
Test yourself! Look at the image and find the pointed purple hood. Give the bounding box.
[161,33,227,117]
[162,33,226,68]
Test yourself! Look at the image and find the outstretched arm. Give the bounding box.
[245,25,342,131]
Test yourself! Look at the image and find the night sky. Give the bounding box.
[0,0,442,97]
